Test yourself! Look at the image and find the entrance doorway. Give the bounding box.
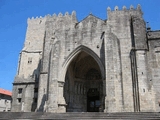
[64,51,103,112]
[87,88,100,112]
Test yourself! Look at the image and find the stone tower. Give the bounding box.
[12,5,160,112]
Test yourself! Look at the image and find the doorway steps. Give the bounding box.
[0,112,160,119]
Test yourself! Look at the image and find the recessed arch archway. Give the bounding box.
[61,45,105,112]
[61,45,105,82]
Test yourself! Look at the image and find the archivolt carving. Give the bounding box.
[61,45,105,82]
[74,82,86,95]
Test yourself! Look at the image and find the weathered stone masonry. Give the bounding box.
[12,5,160,112]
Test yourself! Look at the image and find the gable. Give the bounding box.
[76,14,105,28]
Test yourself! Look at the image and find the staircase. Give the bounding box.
[0,112,160,119]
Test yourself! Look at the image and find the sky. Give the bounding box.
[0,0,160,91]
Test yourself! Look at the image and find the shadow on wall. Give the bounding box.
[30,59,42,112]
[32,59,41,82]
[36,94,47,112]
[100,33,106,112]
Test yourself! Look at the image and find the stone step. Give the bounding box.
[0,112,160,119]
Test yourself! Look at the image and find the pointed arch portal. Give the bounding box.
[62,45,105,112]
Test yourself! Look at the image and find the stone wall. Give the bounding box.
[147,31,160,112]
[12,16,46,112]
[0,94,11,112]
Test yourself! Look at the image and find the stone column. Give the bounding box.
[104,30,124,112]
[37,30,51,111]
[47,40,67,113]
[47,78,58,112]
[47,46,59,112]
[104,32,116,112]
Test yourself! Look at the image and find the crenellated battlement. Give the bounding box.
[27,16,43,21]
[107,4,141,12]
[107,4,143,21]
[27,11,76,22]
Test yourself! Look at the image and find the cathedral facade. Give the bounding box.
[11,5,160,112]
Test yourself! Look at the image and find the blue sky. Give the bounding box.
[0,0,160,91]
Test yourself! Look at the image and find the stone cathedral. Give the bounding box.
[11,5,160,113]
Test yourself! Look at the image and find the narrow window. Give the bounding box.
[18,88,23,94]
[17,98,21,103]
[28,57,32,64]
[143,88,145,93]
